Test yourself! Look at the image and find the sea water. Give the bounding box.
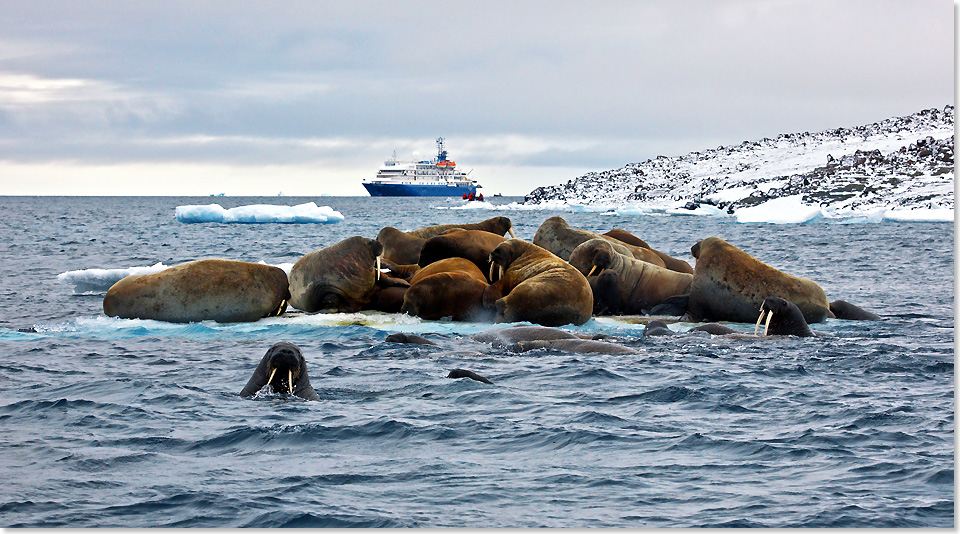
[0,196,953,527]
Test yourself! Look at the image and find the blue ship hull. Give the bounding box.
[363,182,480,197]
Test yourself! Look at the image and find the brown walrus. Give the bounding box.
[686,237,830,324]
[569,238,693,315]
[602,228,694,274]
[289,236,399,313]
[377,216,515,264]
[401,271,492,322]
[410,257,487,285]
[103,259,289,323]
[418,228,508,276]
[532,216,667,268]
[483,239,593,326]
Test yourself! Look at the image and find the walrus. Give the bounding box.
[754,297,813,337]
[377,217,516,265]
[409,257,486,285]
[240,342,321,400]
[289,236,405,313]
[569,238,693,315]
[418,229,508,276]
[689,323,737,335]
[103,259,289,323]
[365,286,407,313]
[483,239,593,326]
[602,228,694,274]
[401,271,492,322]
[532,216,666,268]
[407,216,515,240]
[647,295,691,317]
[643,320,675,337]
[829,300,882,321]
[506,338,639,355]
[686,237,830,324]
[472,325,581,345]
[447,369,494,384]
[385,332,437,345]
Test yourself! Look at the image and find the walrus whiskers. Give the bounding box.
[763,310,774,336]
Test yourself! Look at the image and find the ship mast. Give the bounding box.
[436,137,447,163]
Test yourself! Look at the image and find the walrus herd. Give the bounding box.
[101,214,882,398]
[103,214,878,328]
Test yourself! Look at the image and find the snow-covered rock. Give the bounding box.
[524,106,954,217]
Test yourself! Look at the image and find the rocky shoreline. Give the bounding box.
[524,106,954,214]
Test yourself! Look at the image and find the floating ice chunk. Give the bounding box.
[57,263,169,294]
[734,195,824,224]
[175,202,344,224]
[883,208,954,222]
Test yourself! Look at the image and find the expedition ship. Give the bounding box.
[362,138,482,197]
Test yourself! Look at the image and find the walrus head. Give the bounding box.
[569,238,617,278]
[755,297,813,337]
[487,239,524,282]
[263,342,305,395]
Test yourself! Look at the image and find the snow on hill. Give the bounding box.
[524,106,954,221]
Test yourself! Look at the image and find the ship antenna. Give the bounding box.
[436,137,447,163]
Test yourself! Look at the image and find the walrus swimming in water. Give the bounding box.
[103,259,289,323]
[754,297,813,337]
[829,300,882,321]
[240,342,321,400]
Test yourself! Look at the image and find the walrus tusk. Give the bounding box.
[499,265,504,281]
[288,370,294,395]
[587,265,598,277]
[489,262,496,282]
[754,310,765,335]
[267,368,277,387]
[763,310,773,336]
[508,228,516,239]
[376,256,381,281]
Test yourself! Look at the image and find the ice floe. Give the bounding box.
[175,202,344,224]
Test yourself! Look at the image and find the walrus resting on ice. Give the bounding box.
[686,237,830,324]
[103,259,289,323]
[532,216,666,268]
[377,217,515,264]
[289,236,399,313]
[483,239,593,327]
[240,342,321,400]
[569,238,693,315]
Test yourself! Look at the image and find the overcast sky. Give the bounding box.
[0,0,953,196]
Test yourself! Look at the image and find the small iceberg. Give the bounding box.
[175,202,344,224]
[734,195,824,224]
[57,263,169,294]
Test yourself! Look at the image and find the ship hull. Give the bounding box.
[363,182,480,197]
